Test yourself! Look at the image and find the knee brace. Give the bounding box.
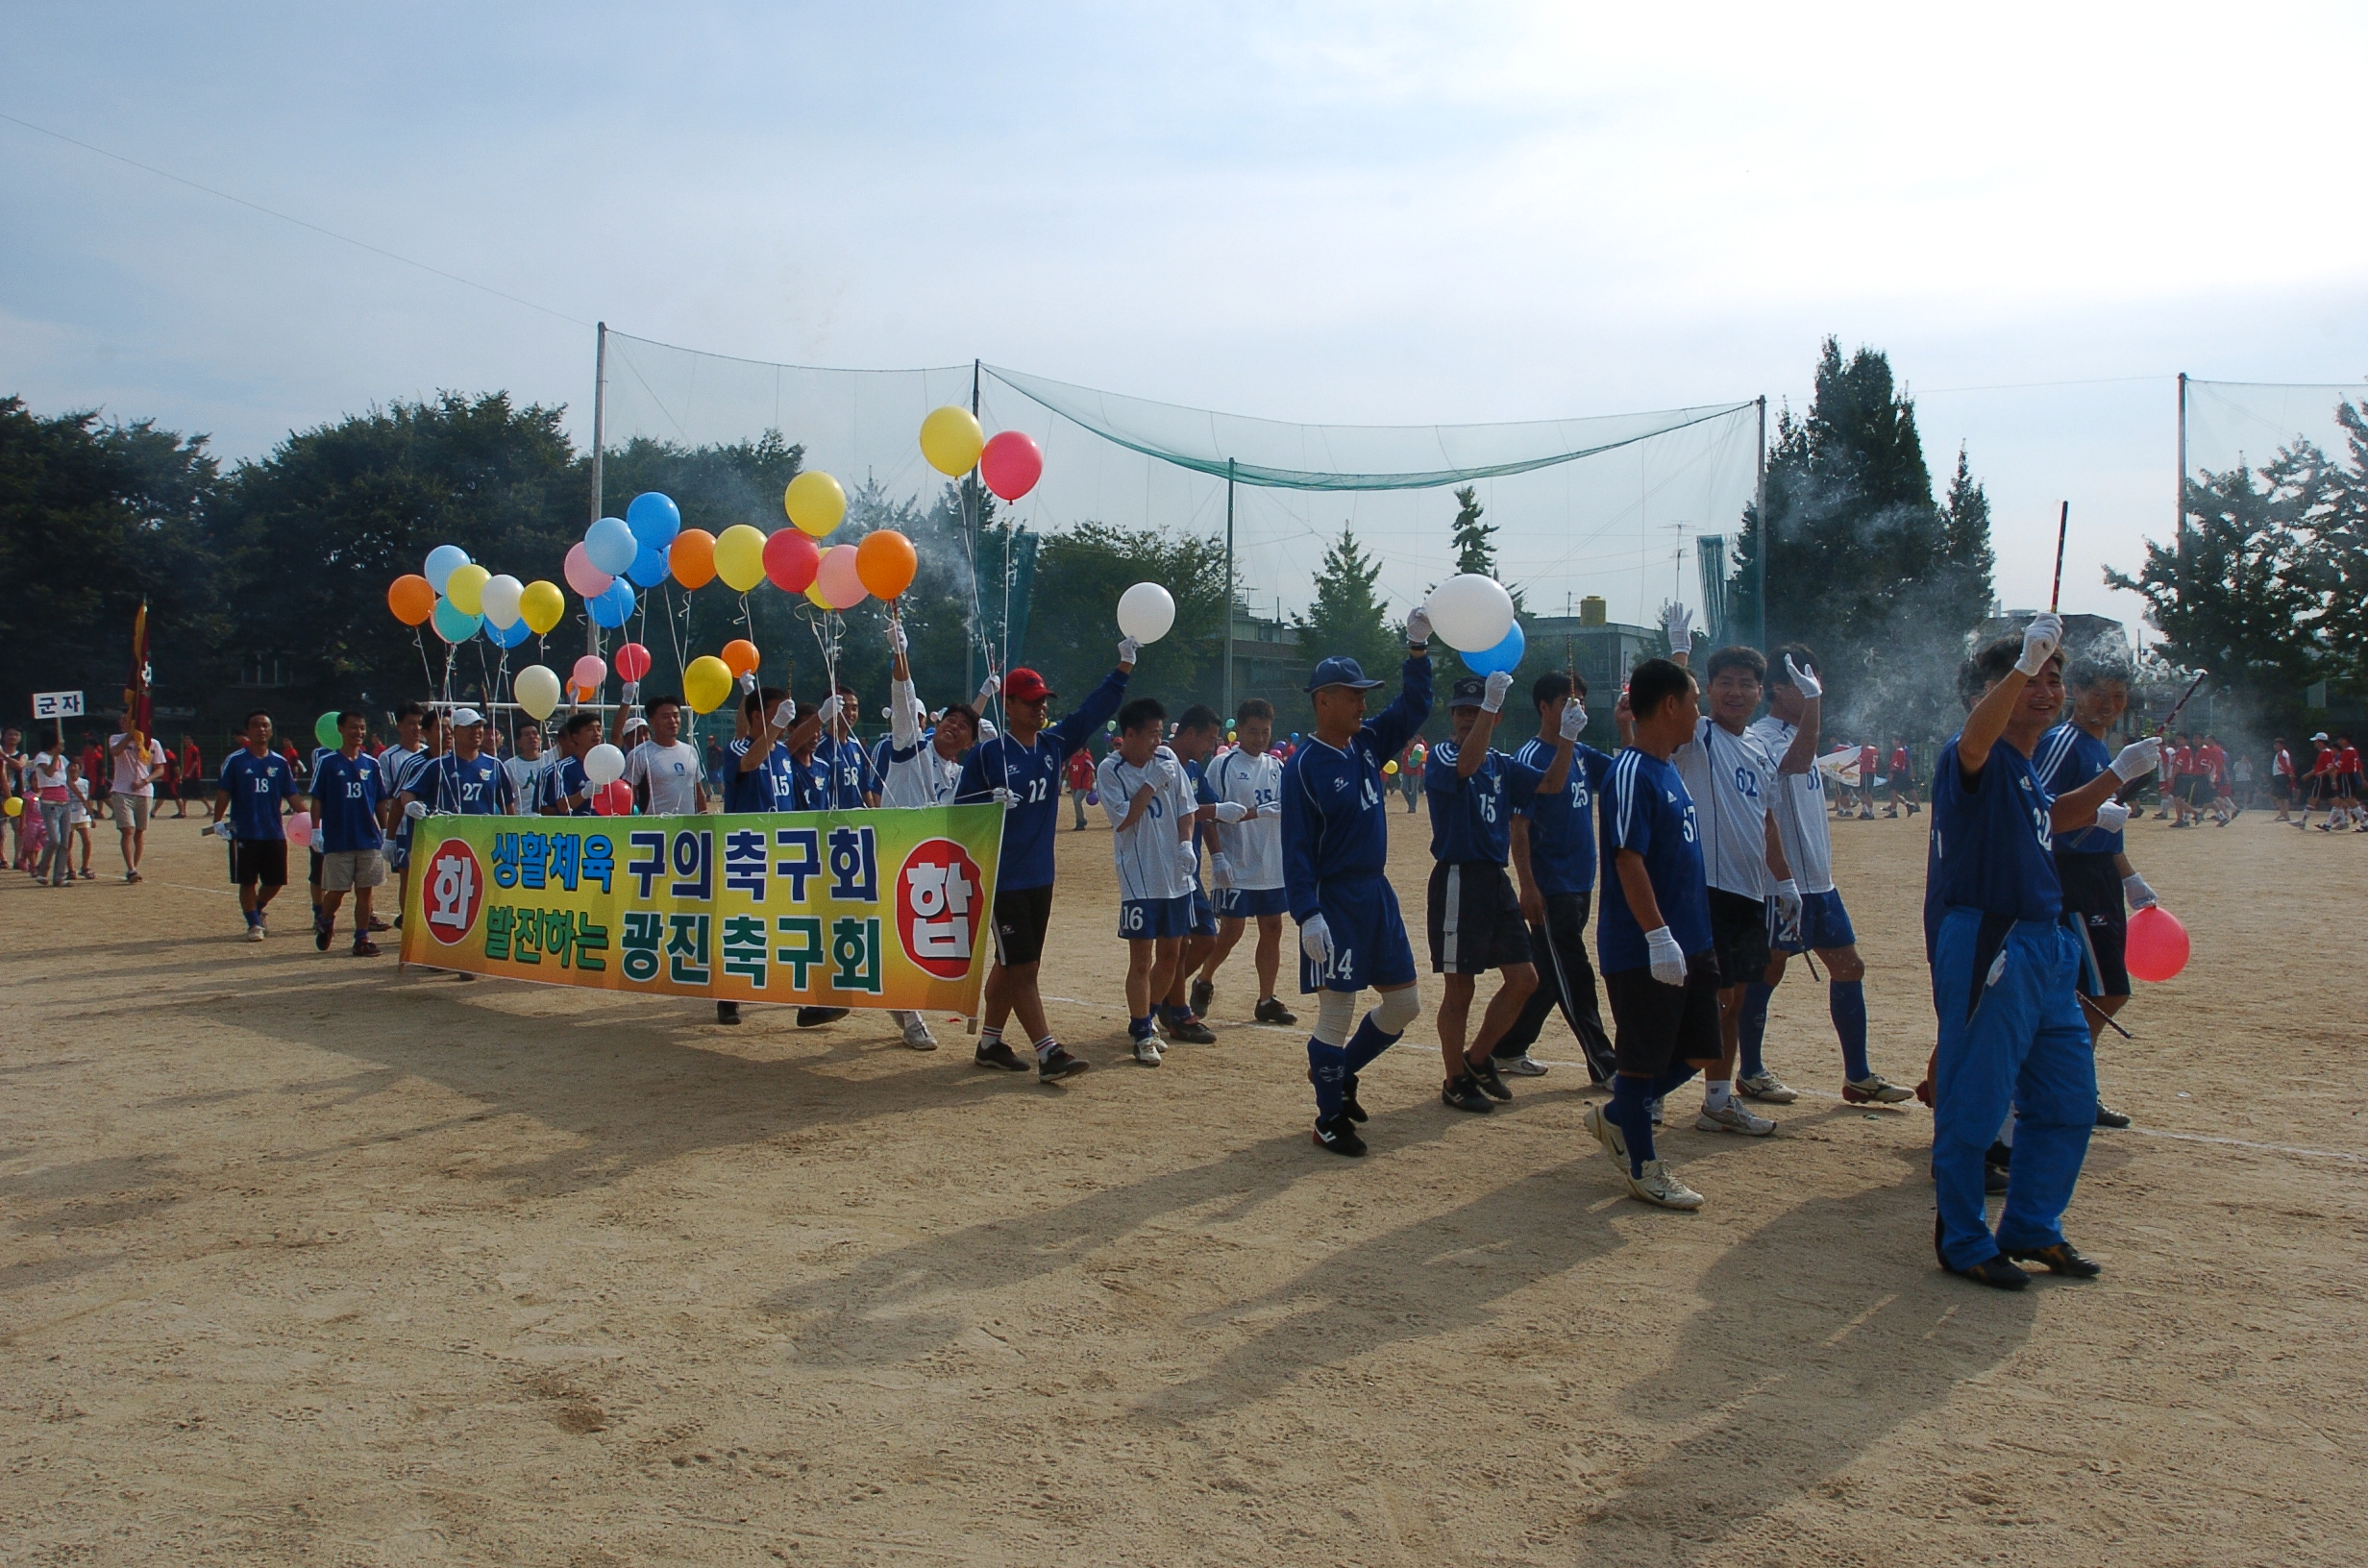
[1373,985,1421,1035]
[1315,988,1358,1046]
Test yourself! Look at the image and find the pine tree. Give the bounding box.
[1450,485,1498,577]
[1295,524,1399,679]
[1938,444,1998,625]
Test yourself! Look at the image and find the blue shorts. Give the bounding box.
[1120,894,1193,942]
[1299,873,1418,994]
[1188,886,1217,938]
[1771,888,1857,954]
[1214,885,1290,919]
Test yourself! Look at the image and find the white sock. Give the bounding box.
[1703,1080,1733,1112]
[1034,1035,1059,1061]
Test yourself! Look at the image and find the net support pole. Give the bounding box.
[2175,372,2188,573]
[589,322,608,669]
[1221,457,1236,722]
[966,358,981,697]
[1753,395,1767,651]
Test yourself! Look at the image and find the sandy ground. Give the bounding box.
[3,793,2365,1566]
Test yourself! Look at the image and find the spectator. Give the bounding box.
[27,741,73,887]
[65,760,95,878]
[1067,745,1096,830]
[107,711,168,882]
[80,734,110,821]
[177,734,204,817]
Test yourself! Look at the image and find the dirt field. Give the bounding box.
[4,796,2363,1566]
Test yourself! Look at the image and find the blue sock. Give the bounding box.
[1130,1016,1153,1039]
[1342,1013,1400,1075]
[1610,1075,1658,1176]
[1646,1064,1701,1102]
[1831,981,1871,1081]
[1738,982,1775,1078]
[1307,1039,1347,1118]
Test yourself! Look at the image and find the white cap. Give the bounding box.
[2312,731,2331,742]
[450,707,485,726]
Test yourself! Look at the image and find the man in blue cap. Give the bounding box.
[1279,612,1434,1156]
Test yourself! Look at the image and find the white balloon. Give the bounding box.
[514,664,562,722]
[583,515,637,576]
[1424,574,1516,651]
[584,742,627,787]
[1116,581,1177,644]
[480,573,524,629]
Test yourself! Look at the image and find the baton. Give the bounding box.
[2049,501,2069,613]
[2116,668,2211,804]
[2077,992,2134,1040]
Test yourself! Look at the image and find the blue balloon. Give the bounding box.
[627,491,681,551]
[431,597,482,644]
[584,515,637,576]
[627,541,670,588]
[588,579,635,628]
[1462,621,1525,676]
[424,544,471,595]
[485,616,533,649]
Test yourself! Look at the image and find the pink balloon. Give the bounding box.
[286,810,313,848]
[2125,904,2191,983]
[572,654,607,695]
[980,430,1043,502]
[564,541,613,598]
[613,641,653,682]
[816,543,869,611]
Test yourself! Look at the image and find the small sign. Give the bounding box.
[2306,681,2329,710]
[32,690,84,721]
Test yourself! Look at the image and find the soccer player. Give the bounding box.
[955,645,1137,1081]
[1162,704,1224,1041]
[308,711,390,957]
[1493,672,1618,1082]
[396,708,515,820]
[1282,615,1435,1157]
[1928,617,2158,1288]
[503,722,546,814]
[1739,649,1917,1107]
[2336,736,2363,831]
[1886,739,1918,817]
[537,713,601,815]
[804,682,882,810]
[210,711,300,941]
[1067,747,1095,830]
[382,703,438,930]
[1195,698,1295,1027]
[2201,734,2236,824]
[1854,740,1880,820]
[621,696,707,816]
[2297,734,2337,830]
[1097,698,1198,1065]
[715,685,822,1024]
[880,624,979,811]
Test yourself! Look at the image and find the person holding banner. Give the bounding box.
[537,714,601,816]
[715,687,823,1025]
[621,696,708,817]
[107,711,169,883]
[382,703,437,930]
[880,623,982,813]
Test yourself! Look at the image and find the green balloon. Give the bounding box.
[315,710,341,749]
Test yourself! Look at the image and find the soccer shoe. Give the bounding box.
[1253,996,1297,1026]
[1466,1055,1514,1102]
[716,1001,742,1026]
[1986,1139,2012,1170]
[1624,1160,1704,1211]
[313,915,333,952]
[351,938,381,958]
[1499,1053,1549,1077]
[1340,1070,1369,1123]
[1038,1044,1090,1081]
[1695,1100,1776,1137]
[797,1007,850,1027]
[2094,1101,2132,1129]
[1188,978,1215,1018]
[1131,1035,1164,1066]
[1645,1095,1665,1126]
[1584,1102,1627,1164]
[1844,1074,1915,1105]
[974,1040,1028,1070]
[1441,1073,1495,1114]
[1936,1217,2029,1289]
[2005,1241,2103,1278]
[1313,1113,1367,1157]
[1159,1011,1217,1044]
[1984,1162,2010,1195]
[367,916,390,932]
[900,1017,938,1051]
[1739,1071,1797,1103]
[246,922,265,943]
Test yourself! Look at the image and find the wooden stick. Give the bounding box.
[2049,501,2070,613]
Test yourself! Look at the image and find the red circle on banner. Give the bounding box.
[421,839,487,946]
[895,838,987,980]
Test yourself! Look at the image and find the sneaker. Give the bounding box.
[1695,1099,1776,1136]
[1187,978,1214,1018]
[1466,1055,1514,1101]
[79,869,94,879]
[1843,1074,1915,1105]
[1253,996,1297,1026]
[314,916,333,952]
[1498,1053,1549,1077]
[1312,1113,1367,1157]
[716,1001,742,1025]
[1738,1071,1796,1103]
[1341,1070,1368,1124]
[2094,1102,2132,1129]
[1645,1095,1665,1127]
[1130,1034,1164,1066]
[2003,1241,2102,1278]
[900,1017,938,1051]
[1584,1101,1627,1164]
[974,1040,1029,1071]
[1624,1159,1704,1210]
[1038,1044,1090,1081]
[350,939,381,958]
[1159,1011,1216,1044]
[797,1007,850,1027]
[1986,1139,2012,1170]
[1441,1073,1494,1114]
[367,916,390,932]
[246,923,266,943]
[1948,1252,2030,1290]
[1984,1161,2010,1195]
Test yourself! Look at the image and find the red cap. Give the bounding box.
[1004,667,1054,703]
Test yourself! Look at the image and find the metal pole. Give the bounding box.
[588,322,607,670]
[966,359,981,697]
[1222,458,1236,722]
[2175,372,2188,568]
[1752,395,1768,651]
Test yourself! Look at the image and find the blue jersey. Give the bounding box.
[311,750,386,852]
[218,748,296,841]
[1423,740,1541,866]
[1596,747,1712,971]
[1929,733,2061,925]
[408,752,515,816]
[724,737,797,814]
[539,753,592,815]
[2035,723,2121,856]
[1514,737,1614,895]
[1279,656,1434,920]
[805,733,881,810]
[956,669,1131,891]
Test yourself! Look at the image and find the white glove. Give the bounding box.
[1559,699,1589,741]
[886,620,908,655]
[814,695,842,727]
[1176,840,1198,880]
[1784,655,1822,700]
[1209,852,1234,888]
[2122,870,2158,910]
[1662,601,1693,654]
[1770,878,1803,938]
[621,680,640,705]
[737,672,757,694]
[1405,606,1432,649]
[2014,612,2064,676]
[771,698,798,730]
[1118,636,1141,667]
[2109,737,2161,781]
[210,819,234,839]
[2094,798,2132,834]
[1481,671,1514,713]
[974,673,999,707]
[1299,912,1335,968]
[1212,800,1247,823]
[1645,924,1687,987]
[404,800,428,821]
[988,786,1018,810]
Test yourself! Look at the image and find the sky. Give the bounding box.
[7,1,2367,636]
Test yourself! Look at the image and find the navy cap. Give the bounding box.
[1304,656,1386,693]
[1445,677,1489,709]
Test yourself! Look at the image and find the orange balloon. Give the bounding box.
[387,574,436,625]
[670,527,718,590]
[722,639,761,678]
[855,528,919,600]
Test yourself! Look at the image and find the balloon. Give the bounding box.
[572,655,608,697]
[763,527,821,593]
[2126,905,2191,983]
[721,639,761,678]
[584,515,637,576]
[1383,760,1399,776]
[444,562,491,617]
[1116,581,1176,643]
[431,599,482,644]
[628,542,670,588]
[980,429,1043,502]
[583,742,627,787]
[486,617,533,649]
[514,665,562,721]
[588,579,635,628]
[627,491,681,551]
[286,811,313,848]
[1462,620,1526,677]
[480,573,524,628]
[613,642,653,682]
[920,405,986,476]
[314,711,342,749]
[683,655,732,714]
[856,528,918,600]
[564,542,614,598]
[519,579,566,636]
[714,525,769,593]
[1084,790,1098,806]
[784,470,847,538]
[591,778,635,816]
[804,582,833,610]
[424,544,472,594]
[669,528,717,589]
[1424,574,1517,651]
[816,543,868,610]
[387,575,436,625]
[3,796,20,818]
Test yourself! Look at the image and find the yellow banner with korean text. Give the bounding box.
[398,807,1002,1013]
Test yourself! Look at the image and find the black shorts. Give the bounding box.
[1426,860,1532,974]
[1707,886,1771,988]
[991,883,1055,968]
[2179,774,2211,803]
[309,845,325,885]
[1604,952,1722,1076]
[2056,850,2129,997]
[230,837,288,889]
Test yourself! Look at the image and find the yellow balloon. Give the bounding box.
[713,525,769,592]
[444,562,490,617]
[919,405,986,477]
[3,796,21,818]
[783,470,847,538]
[519,579,566,636]
[683,654,733,715]
[804,581,833,609]
[1383,760,1399,775]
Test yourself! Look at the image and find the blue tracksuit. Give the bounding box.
[1280,655,1433,992]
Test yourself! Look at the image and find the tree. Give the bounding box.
[1450,485,1497,578]
[1295,524,1400,686]
[1024,521,1229,716]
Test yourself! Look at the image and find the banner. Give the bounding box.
[399,805,1003,1014]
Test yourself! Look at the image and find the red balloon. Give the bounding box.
[979,429,1043,502]
[613,642,653,682]
[763,527,821,593]
[2125,904,2190,983]
[590,779,635,816]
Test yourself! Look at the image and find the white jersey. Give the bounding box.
[503,753,546,807]
[1204,746,1285,890]
[1748,715,1834,894]
[1671,715,1776,898]
[880,737,965,808]
[1097,749,1193,903]
[625,740,703,816]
